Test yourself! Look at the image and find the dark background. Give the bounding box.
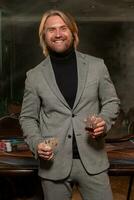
[0,0,134,116]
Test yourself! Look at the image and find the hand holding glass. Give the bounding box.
[43,137,58,160]
[85,115,98,138]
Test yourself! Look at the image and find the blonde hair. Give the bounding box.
[39,10,79,56]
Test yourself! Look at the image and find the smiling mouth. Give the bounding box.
[54,40,64,43]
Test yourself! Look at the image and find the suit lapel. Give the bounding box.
[41,52,89,110]
[41,56,70,109]
[73,51,89,110]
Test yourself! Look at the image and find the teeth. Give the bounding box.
[54,40,63,43]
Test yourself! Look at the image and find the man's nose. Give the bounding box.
[55,29,62,37]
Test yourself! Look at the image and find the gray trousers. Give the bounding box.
[41,159,113,200]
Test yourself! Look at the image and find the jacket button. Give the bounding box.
[68,135,71,138]
[72,114,75,117]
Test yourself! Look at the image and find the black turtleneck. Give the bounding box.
[49,47,80,159]
[50,47,77,109]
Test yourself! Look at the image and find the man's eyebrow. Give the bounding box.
[46,27,55,30]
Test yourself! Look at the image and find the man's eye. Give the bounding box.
[48,28,55,32]
[61,26,68,31]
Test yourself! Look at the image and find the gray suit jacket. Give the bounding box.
[20,51,120,180]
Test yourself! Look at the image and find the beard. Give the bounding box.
[45,36,74,54]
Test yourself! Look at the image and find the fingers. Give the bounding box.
[85,116,106,139]
[94,119,106,133]
[37,143,54,160]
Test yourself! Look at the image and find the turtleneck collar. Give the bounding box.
[49,45,76,62]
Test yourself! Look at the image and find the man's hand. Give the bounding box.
[37,142,54,160]
[85,116,107,139]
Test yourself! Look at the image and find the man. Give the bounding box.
[20,9,120,200]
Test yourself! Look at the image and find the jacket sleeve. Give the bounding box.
[98,60,120,132]
[19,72,44,158]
